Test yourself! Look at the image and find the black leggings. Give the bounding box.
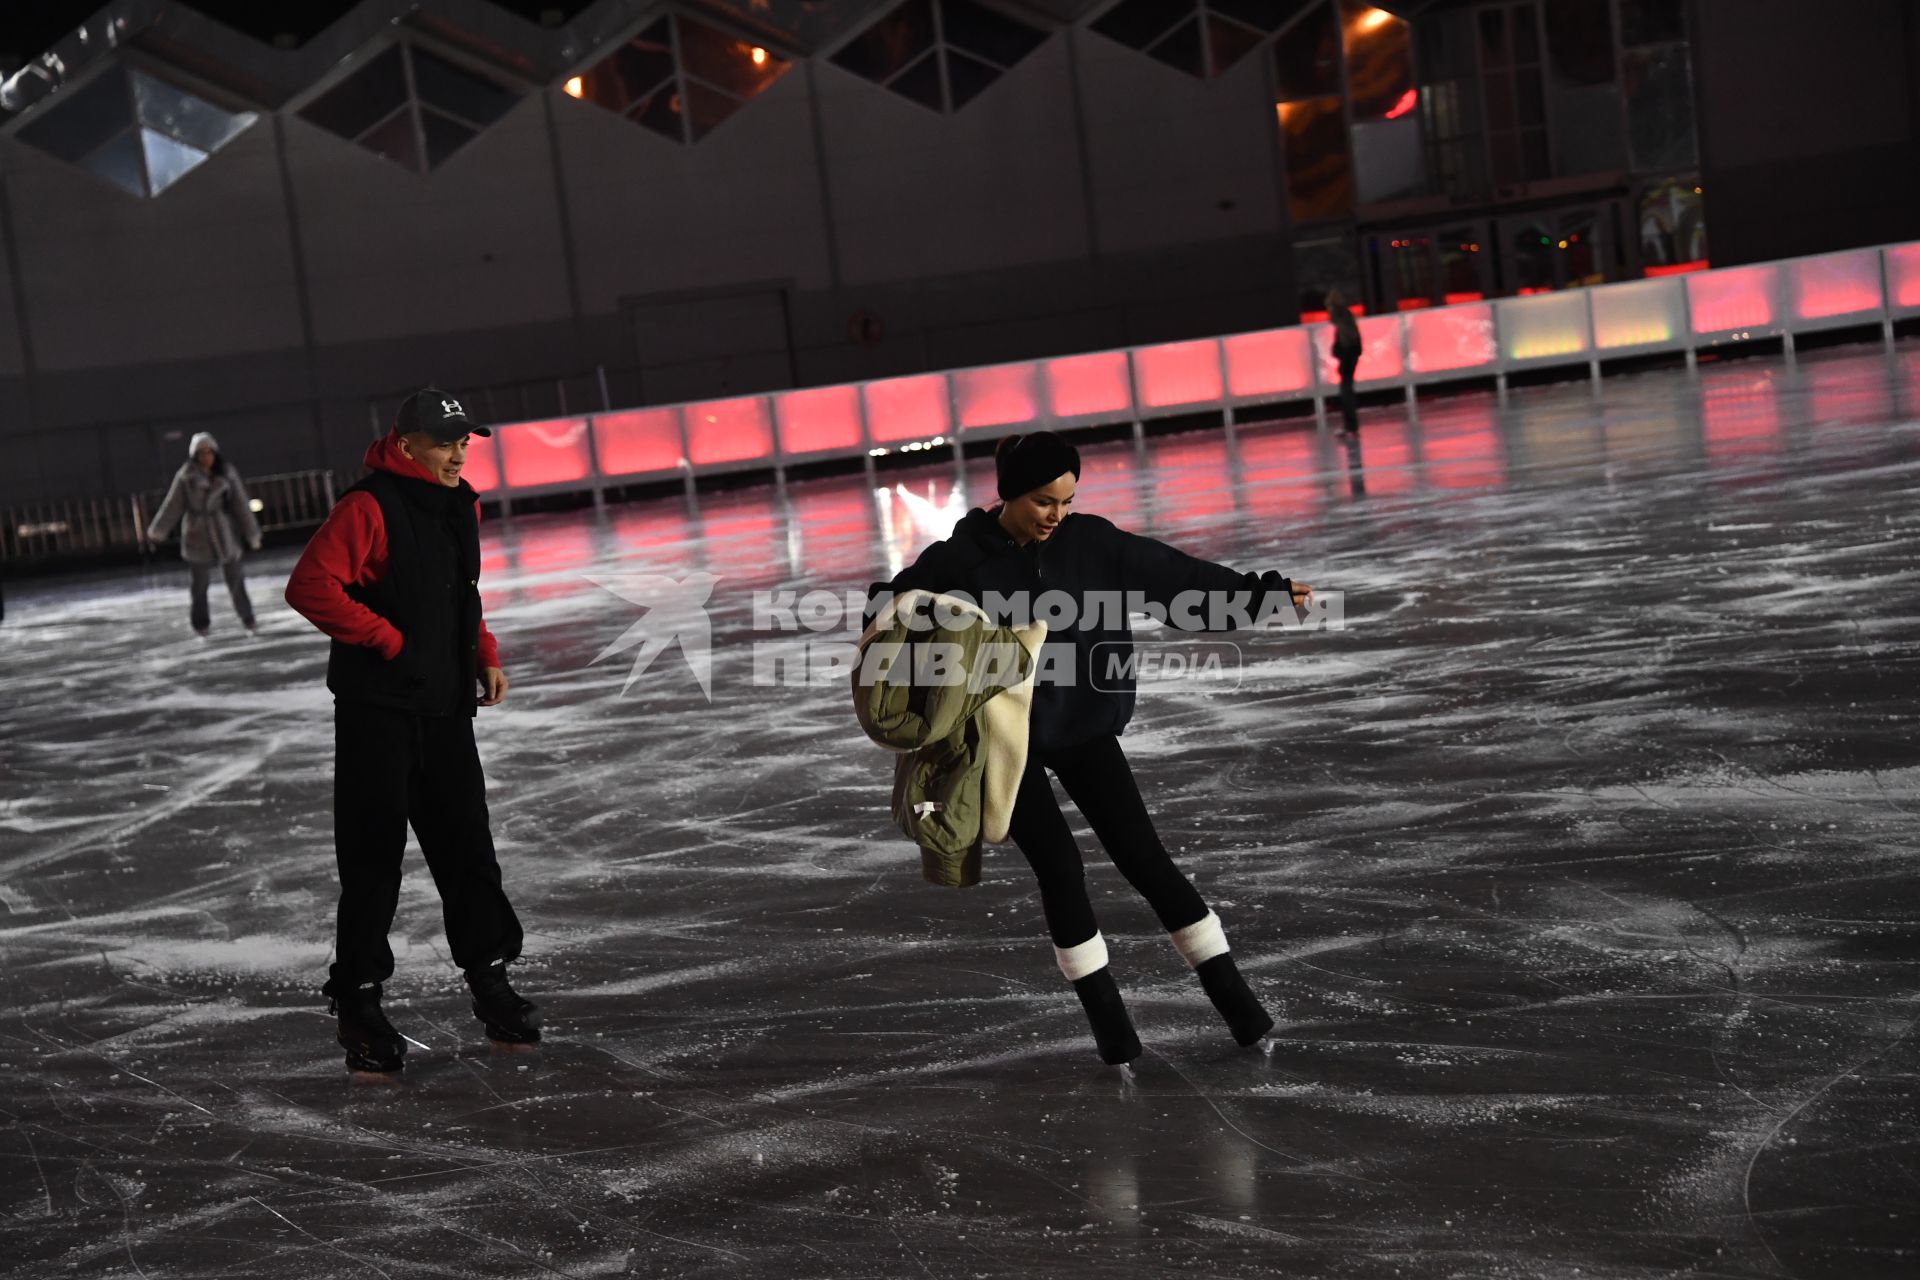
[1005,733,1209,949]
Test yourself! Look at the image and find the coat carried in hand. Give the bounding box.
[852,588,1045,888]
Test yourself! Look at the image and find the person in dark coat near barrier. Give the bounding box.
[1327,289,1364,436]
[146,431,262,636]
[284,388,538,1076]
[868,431,1313,1065]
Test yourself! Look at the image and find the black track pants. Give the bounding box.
[324,702,522,998]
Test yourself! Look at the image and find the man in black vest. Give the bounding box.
[286,388,538,1074]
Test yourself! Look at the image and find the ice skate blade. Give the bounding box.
[487,1036,539,1054]
[347,1066,403,1084]
[1230,1016,1275,1048]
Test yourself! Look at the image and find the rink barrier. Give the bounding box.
[1,469,336,566]
[462,240,1918,513]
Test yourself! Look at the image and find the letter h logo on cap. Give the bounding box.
[398,386,491,439]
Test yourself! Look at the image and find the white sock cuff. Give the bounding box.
[1054,932,1110,982]
[1170,911,1228,968]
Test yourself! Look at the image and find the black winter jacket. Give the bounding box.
[870,507,1288,755]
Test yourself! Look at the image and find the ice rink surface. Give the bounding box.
[3,347,1918,1278]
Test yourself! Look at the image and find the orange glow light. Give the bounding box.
[564,76,584,98]
[1356,7,1394,33]
[751,46,768,66]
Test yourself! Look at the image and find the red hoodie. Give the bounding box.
[285,433,502,670]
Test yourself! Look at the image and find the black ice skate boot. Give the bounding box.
[1057,932,1141,1065]
[467,963,541,1047]
[1171,913,1273,1047]
[331,987,406,1075]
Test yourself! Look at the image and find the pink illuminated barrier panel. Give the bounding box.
[466,241,1919,508]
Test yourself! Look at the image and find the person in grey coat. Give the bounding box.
[147,430,263,636]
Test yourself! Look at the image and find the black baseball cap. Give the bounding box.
[397,387,491,441]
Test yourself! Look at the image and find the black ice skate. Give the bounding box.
[1195,953,1274,1046]
[331,988,406,1074]
[467,964,541,1046]
[1071,966,1143,1065]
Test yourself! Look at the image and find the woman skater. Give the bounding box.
[1327,288,1364,436]
[876,431,1310,1064]
[147,430,262,636]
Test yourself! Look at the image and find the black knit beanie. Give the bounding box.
[994,431,1082,501]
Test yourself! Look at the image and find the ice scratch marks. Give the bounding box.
[0,733,289,880]
[250,1196,396,1280]
[1740,1000,1920,1276]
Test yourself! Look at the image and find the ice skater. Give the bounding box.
[1327,289,1364,436]
[146,431,262,636]
[873,431,1311,1065]
[284,388,538,1075]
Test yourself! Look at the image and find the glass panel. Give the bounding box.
[941,0,1049,70]
[1638,178,1708,269]
[1483,70,1513,131]
[139,126,208,194]
[1516,67,1544,125]
[1521,127,1551,180]
[883,49,946,110]
[1558,209,1601,285]
[419,108,478,168]
[1090,0,1192,53]
[131,72,253,153]
[1511,3,1539,64]
[1499,291,1589,359]
[1294,234,1360,317]
[1438,227,1484,298]
[358,108,423,171]
[944,50,1002,109]
[1489,131,1521,185]
[1546,83,1624,176]
[1592,277,1684,347]
[410,47,518,128]
[678,18,791,100]
[1279,96,1353,222]
[683,80,742,140]
[18,66,134,164]
[1389,234,1434,306]
[1619,0,1684,47]
[1625,45,1697,171]
[1544,0,1613,85]
[1146,16,1206,78]
[1274,1,1342,100]
[1477,8,1507,66]
[77,128,147,196]
[1205,14,1264,76]
[1342,0,1414,118]
[833,0,938,83]
[1507,220,1555,292]
[300,45,408,141]
[1219,0,1315,32]
[631,83,685,142]
[1353,115,1427,202]
[578,27,675,113]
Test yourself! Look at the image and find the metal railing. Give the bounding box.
[1,469,337,567]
